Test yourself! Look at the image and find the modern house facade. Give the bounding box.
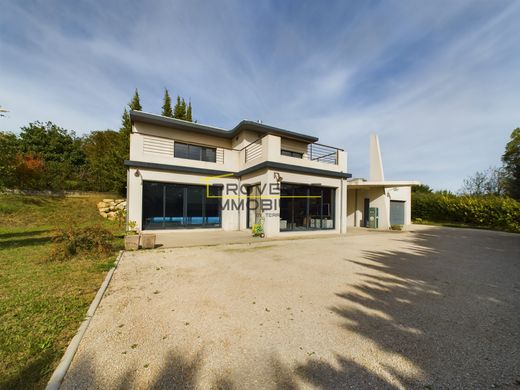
[125,111,350,237]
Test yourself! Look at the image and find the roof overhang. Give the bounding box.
[130,111,319,143]
[125,160,351,180]
[347,180,420,189]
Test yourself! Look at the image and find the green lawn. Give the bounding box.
[0,194,123,390]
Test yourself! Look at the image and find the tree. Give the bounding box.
[120,89,142,138]
[14,153,45,189]
[16,121,86,190]
[460,167,505,196]
[0,132,19,188]
[172,95,193,122]
[173,96,185,120]
[412,184,433,194]
[162,89,173,117]
[502,128,520,200]
[186,100,192,122]
[116,89,143,195]
[130,88,142,111]
[83,130,125,192]
[19,121,84,165]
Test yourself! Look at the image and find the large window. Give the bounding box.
[174,142,217,162]
[142,182,221,230]
[279,184,334,231]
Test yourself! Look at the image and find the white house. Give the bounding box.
[125,111,417,236]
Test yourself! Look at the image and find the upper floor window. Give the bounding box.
[281,149,303,159]
[174,142,216,162]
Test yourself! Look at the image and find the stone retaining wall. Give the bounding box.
[97,198,126,220]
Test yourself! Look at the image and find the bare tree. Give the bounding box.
[460,166,506,196]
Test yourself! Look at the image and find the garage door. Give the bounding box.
[390,201,405,225]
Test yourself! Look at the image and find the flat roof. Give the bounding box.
[130,110,319,143]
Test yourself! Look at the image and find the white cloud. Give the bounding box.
[0,0,519,190]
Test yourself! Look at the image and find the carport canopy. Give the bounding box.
[347,179,420,189]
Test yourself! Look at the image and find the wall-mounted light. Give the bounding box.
[274,172,283,183]
[134,169,141,177]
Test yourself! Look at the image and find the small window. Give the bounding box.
[281,149,303,158]
[174,142,217,162]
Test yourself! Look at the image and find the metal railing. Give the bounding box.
[305,143,339,164]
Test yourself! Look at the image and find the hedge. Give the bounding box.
[412,193,520,233]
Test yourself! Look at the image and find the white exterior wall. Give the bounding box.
[127,119,349,236]
[346,185,413,229]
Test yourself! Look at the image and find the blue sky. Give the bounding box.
[1,0,519,190]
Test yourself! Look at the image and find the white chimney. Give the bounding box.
[369,134,385,181]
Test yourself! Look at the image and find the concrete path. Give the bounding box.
[61,226,520,389]
[153,229,342,249]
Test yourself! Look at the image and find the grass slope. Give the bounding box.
[0,194,123,390]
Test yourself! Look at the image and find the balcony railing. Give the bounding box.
[242,136,342,166]
[306,143,339,165]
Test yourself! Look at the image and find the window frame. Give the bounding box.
[281,149,304,159]
[174,141,217,163]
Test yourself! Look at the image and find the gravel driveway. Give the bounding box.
[61,226,520,389]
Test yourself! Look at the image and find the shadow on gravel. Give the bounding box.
[296,227,520,389]
[58,227,520,389]
[62,349,304,390]
[61,350,204,390]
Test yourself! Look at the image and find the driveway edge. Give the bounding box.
[45,250,125,390]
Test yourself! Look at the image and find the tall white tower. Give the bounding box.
[369,134,385,181]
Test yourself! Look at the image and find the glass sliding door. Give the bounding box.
[279,183,335,232]
[279,184,292,231]
[309,187,322,229]
[205,186,221,226]
[186,186,204,226]
[164,184,184,228]
[142,181,221,230]
[142,182,165,230]
[293,185,309,230]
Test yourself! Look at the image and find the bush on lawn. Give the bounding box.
[412,193,520,233]
[50,225,114,260]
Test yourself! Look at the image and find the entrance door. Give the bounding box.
[363,198,370,227]
[390,200,405,225]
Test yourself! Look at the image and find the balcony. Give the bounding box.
[242,135,345,172]
[305,143,339,165]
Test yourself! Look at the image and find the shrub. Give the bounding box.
[412,193,520,233]
[50,225,114,260]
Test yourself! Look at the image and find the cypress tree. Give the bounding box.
[130,89,142,111]
[116,89,142,195]
[174,96,184,119]
[162,89,173,117]
[186,101,192,122]
[180,98,187,120]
